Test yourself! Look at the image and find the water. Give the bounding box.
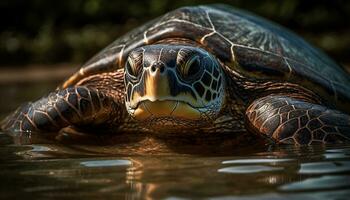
[1,80,350,199]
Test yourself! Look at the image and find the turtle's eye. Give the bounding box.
[179,56,201,79]
[126,58,139,78]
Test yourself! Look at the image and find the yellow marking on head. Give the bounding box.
[132,91,142,103]
[129,69,202,109]
[62,73,79,89]
[171,101,200,119]
[144,100,177,116]
[133,100,200,120]
[145,71,170,100]
[133,102,152,120]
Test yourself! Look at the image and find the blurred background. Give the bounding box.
[1,0,349,65]
[0,0,349,82]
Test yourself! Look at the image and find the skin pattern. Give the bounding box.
[1,5,350,145]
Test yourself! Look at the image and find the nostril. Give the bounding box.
[151,66,156,72]
[151,63,166,73]
[187,58,201,77]
[160,65,165,73]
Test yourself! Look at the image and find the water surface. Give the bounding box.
[1,79,350,199]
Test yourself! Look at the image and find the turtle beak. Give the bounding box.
[130,62,171,106]
[132,100,200,120]
[128,62,201,120]
[143,62,170,101]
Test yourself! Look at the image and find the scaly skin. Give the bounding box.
[246,95,350,145]
[1,69,126,133]
[0,86,122,133]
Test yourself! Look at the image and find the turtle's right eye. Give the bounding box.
[184,56,201,78]
[178,55,202,81]
[126,58,138,78]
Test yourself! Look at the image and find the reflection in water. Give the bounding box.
[222,158,294,164]
[280,175,350,191]
[80,159,131,167]
[1,131,350,199]
[30,145,52,152]
[324,153,349,159]
[299,161,350,174]
[218,165,283,173]
[209,190,350,200]
[326,148,350,153]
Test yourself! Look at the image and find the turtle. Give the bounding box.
[2,4,350,145]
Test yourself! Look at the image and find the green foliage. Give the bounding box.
[0,0,349,66]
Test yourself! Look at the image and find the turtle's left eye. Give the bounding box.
[126,58,139,78]
[179,56,201,79]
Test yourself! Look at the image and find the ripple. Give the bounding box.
[326,148,350,153]
[218,165,283,174]
[24,185,70,192]
[209,189,350,200]
[324,153,349,159]
[222,158,293,164]
[280,175,350,191]
[165,197,189,200]
[30,145,52,152]
[80,159,131,167]
[299,161,350,174]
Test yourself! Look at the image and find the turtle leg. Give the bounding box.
[245,95,350,145]
[1,86,124,133]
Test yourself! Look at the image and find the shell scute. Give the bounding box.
[61,5,350,109]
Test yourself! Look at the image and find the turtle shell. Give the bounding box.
[62,4,350,111]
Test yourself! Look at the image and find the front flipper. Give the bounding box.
[1,86,121,133]
[245,95,350,145]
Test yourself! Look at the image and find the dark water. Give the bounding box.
[1,81,350,199]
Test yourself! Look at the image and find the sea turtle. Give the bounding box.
[2,5,350,145]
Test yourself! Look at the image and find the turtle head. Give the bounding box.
[124,44,225,131]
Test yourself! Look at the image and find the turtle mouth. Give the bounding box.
[127,100,202,120]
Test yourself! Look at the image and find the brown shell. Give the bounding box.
[61,4,350,110]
